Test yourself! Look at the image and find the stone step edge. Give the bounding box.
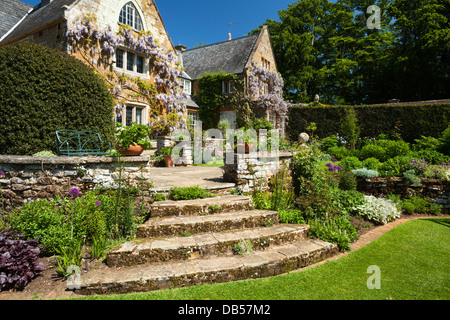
[136,210,279,239]
[106,225,309,268]
[149,195,253,218]
[149,183,237,194]
[77,239,339,295]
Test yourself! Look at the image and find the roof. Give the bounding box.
[182,34,259,80]
[1,0,75,43]
[0,0,33,40]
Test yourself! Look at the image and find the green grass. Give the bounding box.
[75,218,450,300]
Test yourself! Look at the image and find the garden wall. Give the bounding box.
[356,177,449,213]
[0,155,152,212]
[223,151,294,192]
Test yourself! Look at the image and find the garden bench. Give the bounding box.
[56,130,111,156]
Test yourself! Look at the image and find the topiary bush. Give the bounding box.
[0,42,115,155]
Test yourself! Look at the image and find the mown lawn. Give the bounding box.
[76,218,450,300]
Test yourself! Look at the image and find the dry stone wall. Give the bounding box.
[0,155,151,212]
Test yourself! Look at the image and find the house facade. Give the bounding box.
[182,25,287,132]
[0,0,286,135]
[0,0,195,134]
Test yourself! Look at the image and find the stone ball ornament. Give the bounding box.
[299,133,310,143]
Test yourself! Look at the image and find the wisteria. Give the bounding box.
[66,15,187,132]
[247,62,290,122]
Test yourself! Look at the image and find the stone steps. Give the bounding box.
[136,210,279,239]
[148,195,253,218]
[78,239,339,295]
[106,224,309,268]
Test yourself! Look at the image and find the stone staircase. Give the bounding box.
[77,195,339,295]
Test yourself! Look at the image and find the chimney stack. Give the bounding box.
[228,33,232,41]
[175,44,187,52]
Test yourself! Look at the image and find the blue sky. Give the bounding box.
[21,0,296,49]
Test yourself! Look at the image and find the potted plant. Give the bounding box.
[160,147,175,167]
[116,123,152,156]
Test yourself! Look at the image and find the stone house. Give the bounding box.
[0,0,286,134]
[181,26,287,132]
[0,0,198,133]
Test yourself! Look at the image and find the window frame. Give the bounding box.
[119,2,144,32]
[116,104,148,126]
[115,48,148,78]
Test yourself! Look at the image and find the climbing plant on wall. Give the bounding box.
[247,62,290,123]
[66,14,187,134]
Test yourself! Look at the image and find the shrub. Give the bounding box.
[290,146,337,219]
[278,209,306,224]
[362,157,382,170]
[400,196,438,215]
[352,168,379,178]
[440,124,450,155]
[0,232,45,291]
[320,135,340,152]
[169,186,212,201]
[409,150,450,165]
[361,144,386,161]
[340,156,363,171]
[378,155,414,177]
[339,171,357,191]
[340,107,360,150]
[8,198,74,255]
[403,170,421,186]
[353,196,401,225]
[0,42,115,155]
[377,140,410,160]
[327,146,350,160]
[413,136,442,151]
[308,217,358,252]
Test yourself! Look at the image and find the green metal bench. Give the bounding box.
[56,130,111,156]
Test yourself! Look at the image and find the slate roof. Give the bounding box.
[182,34,259,80]
[1,0,75,43]
[0,0,33,40]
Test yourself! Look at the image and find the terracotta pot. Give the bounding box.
[120,145,144,156]
[164,155,175,167]
[234,142,252,154]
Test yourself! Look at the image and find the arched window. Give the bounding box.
[119,2,143,31]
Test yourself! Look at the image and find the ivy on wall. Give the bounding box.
[196,72,238,130]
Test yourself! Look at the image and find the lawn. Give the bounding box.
[76,218,450,300]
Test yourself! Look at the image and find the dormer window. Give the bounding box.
[182,78,192,95]
[119,2,143,31]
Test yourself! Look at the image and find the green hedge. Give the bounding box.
[0,42,115,155]
[287,104,450,143]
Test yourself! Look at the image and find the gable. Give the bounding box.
[0,0,33,40]
[246,25,277,72]
[182,34,259,80]
[1,0,174,52]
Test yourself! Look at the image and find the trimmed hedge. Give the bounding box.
[287,104,450,143]
[0,42,115,155]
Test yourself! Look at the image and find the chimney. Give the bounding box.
[175,44,187,52]
[228,33,232,41]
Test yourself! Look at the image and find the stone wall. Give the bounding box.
[357,177,450,213]
[0,155,151,212]
[223,151,294,192]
